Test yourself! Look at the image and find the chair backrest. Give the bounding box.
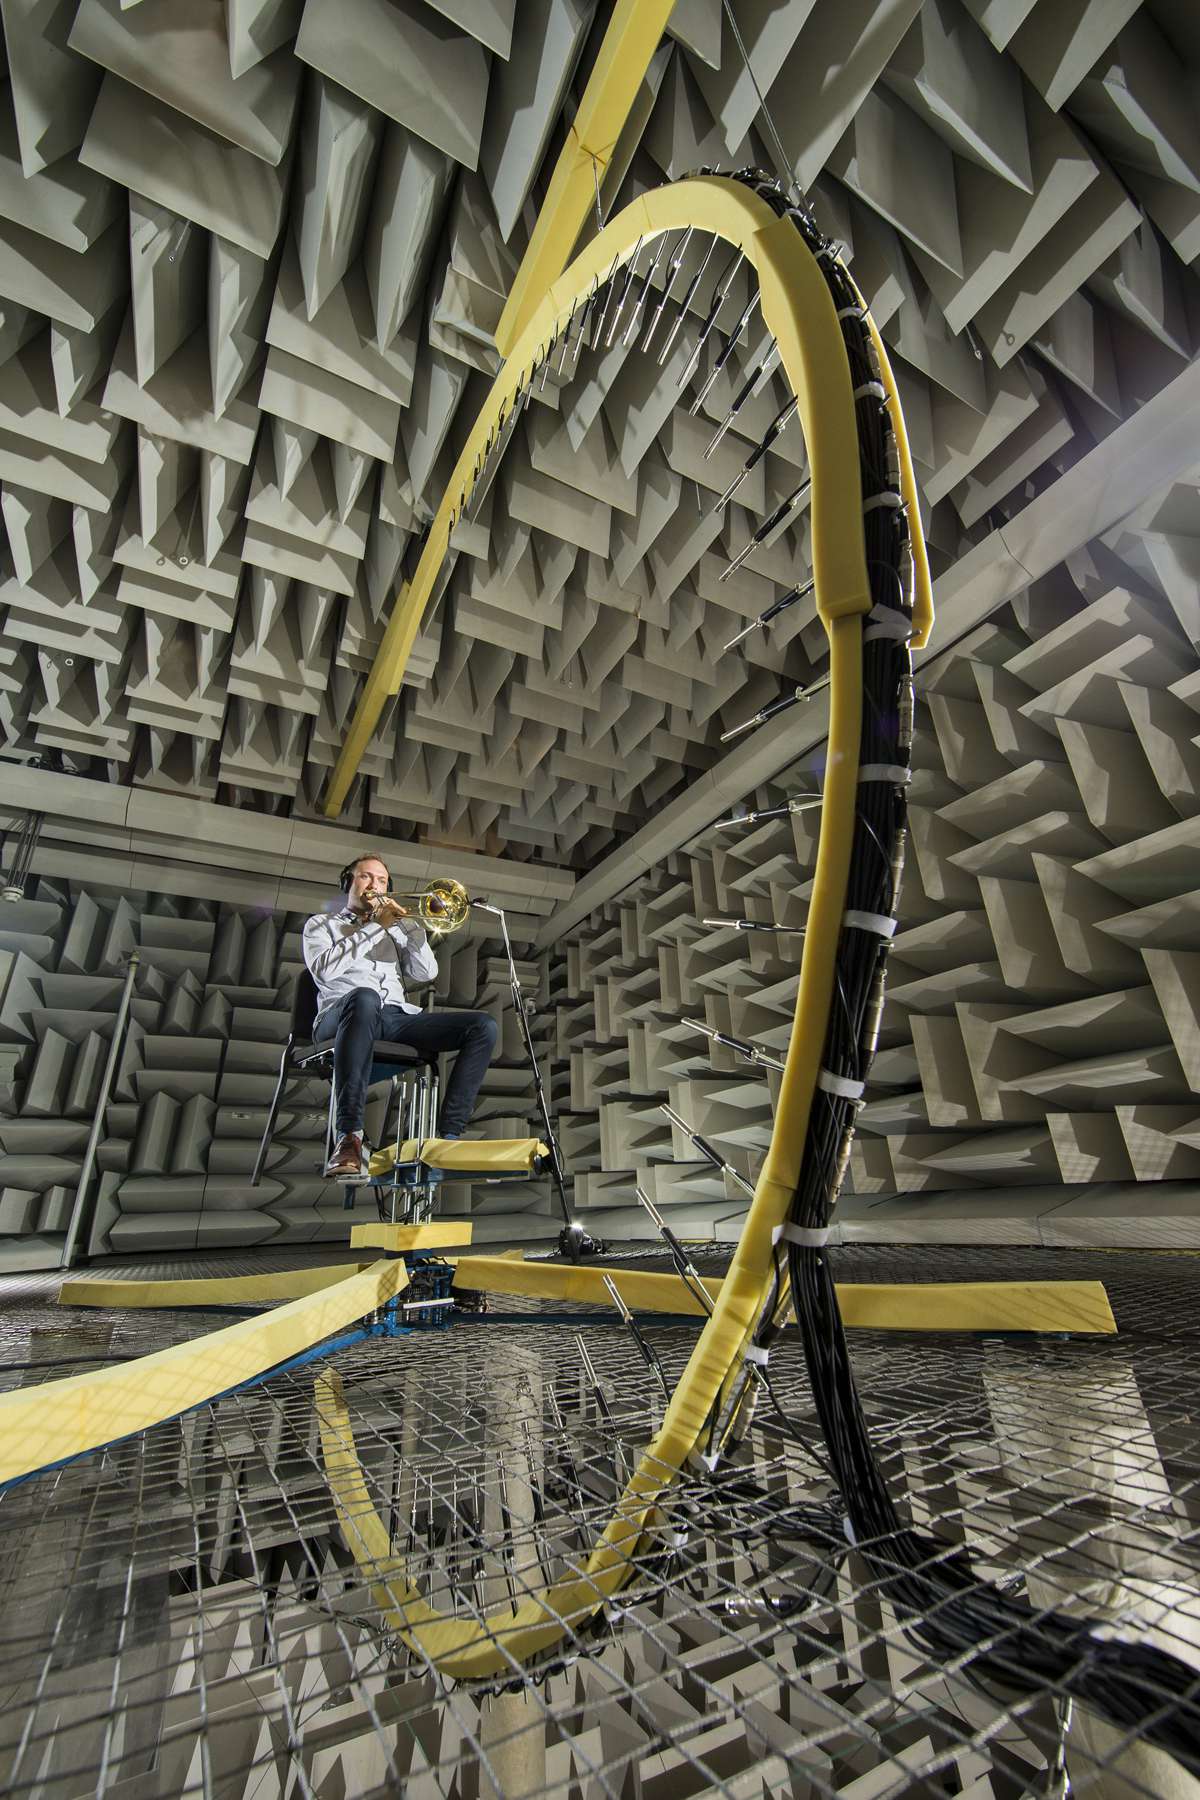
[292,965,321,1042]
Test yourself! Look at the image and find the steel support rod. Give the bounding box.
[473,901,572,1231]
[61,950,140,1269]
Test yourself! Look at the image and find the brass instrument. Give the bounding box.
[375,876,471,935]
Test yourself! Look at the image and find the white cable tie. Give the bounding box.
[1088,1623,1141,1647]
[853,380,887,402]
[772,1222,831,1248]
[837,304,866,321]
[863,492,905,514]
[862,603,913,644]
[843,909,897,940]
[818,1068,865,1102]
[858,763,911,785]
[744,1345,770,1367]
[843,1516,858,1546]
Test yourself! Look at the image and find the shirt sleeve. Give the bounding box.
[391,920,439,987]
[301,914,333,981]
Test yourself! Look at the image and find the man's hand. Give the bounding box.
[368,894,410,929]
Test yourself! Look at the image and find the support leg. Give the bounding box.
[251,1042,292,1186]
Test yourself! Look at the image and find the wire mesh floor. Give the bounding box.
[0,1246,1197,1798]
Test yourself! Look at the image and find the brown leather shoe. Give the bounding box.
[324,1131,369,1183]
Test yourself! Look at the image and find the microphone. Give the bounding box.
[470,897,503,914]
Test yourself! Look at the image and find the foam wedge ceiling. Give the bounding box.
[1,0,1199,868]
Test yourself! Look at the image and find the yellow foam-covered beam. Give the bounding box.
[1,1260,407,1486]
[351,1222,474,1252]
[367,1138,547,1179]
[314,1274,1113,1679]
[451,1256,720,1315]
[318,1365,658,1675]
[315,1280,1117,1674]
[837,1279,1115,1334]
[56,1255,1114,1336]
[312,172,888,1675]
[326,0,673,809]
[451,1258,1117,1334]
[494,0,677,355]
[58,1263,369,1310]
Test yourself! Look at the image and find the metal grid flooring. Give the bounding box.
[0,1245,1197,1798]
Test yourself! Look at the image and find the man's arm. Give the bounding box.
[367,896,439,987]
[390,919,439,987]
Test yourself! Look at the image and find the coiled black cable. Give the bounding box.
[731,173,1200,1776]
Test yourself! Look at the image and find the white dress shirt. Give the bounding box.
[302,909,439,1016]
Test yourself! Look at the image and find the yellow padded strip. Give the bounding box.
[0,1260,407,1486]
[451,1258,1117,1334]
[58,1263,369,1310]
[494,0,677,352]
[312,184,875,1667]
[317,1366,657,1675]
[368,1137,548,1178]
[351,1222,474,1252]
[451,1257,722,1315]
[57,1259,1115,1337]
[836,1279,1117,1335]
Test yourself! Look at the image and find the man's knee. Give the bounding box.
[471,1011,500,1051]
[346,988,383,1029]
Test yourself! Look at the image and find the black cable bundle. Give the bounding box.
[734,174,1200,1775]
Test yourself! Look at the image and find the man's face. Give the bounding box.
[349,858,390,911]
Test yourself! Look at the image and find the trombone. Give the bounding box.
[371,876,471,935]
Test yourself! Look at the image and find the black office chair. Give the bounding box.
[251,967,440,1202]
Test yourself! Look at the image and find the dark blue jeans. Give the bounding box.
[313,990,499,1138]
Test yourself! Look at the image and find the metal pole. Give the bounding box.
[477,903,572,1229]
[60,950,140,1269]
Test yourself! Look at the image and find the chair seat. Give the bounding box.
[293,1037,438,1070]
[252,965,442,1192]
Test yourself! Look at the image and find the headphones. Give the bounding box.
[338,856,392,896]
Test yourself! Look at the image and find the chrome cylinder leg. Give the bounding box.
[402,1070,421,1221]
[325,1079,337,1167]
[387,1073,403,1223]
[416,1069,436,1223]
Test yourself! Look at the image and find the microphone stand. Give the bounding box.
[471,900,579,1250]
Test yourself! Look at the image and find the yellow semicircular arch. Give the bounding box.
[311,172,930,1679]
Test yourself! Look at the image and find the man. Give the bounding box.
[303,852,499,1181]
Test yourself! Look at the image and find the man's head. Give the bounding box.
[340,853,391,913]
